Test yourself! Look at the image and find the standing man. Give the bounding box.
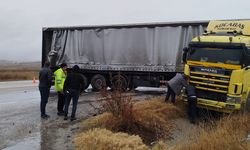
[186,85,197,124]
[54,63,67,116]
[165,73,188,103]
[39,61,52,119]
[63,65,84,121]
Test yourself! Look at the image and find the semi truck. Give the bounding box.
[183,20,250,113]
[42,21,207,91]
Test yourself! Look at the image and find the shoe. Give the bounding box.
[41,114,50,119]
[57,112,64,116]
[64,116,68,120]
[70,116,76,121]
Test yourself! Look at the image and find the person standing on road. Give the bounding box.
[39,61,52,119]
[63,65,84,121]
[54,63,67,116]
[164,73,188,103]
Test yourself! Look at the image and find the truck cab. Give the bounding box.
[183,20,250,113]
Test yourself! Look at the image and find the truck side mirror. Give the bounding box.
[182,47,189,63]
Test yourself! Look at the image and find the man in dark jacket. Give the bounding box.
[63,65,84,121]
[165,73,188,103]
[39,61,52,119]
[186,85,197,124]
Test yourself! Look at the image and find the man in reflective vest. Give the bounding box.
[54,63,67,116]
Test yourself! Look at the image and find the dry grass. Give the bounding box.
[0,70,38,81]
[78,95,185,146]
[77,94,250,150]
[0,62,40,81]
[174,113,250,150]
[151,141,168,150]
[132,97,185,143]
[75,128,148,150]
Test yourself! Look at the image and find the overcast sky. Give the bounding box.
[0,0,250,62]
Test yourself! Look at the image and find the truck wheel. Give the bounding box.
[91,74,107,91]
[81,74,89,90]
[111,75,128,91]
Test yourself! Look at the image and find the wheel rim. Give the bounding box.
[91,75,106,91]
[95,79,105,89]
[112,75,128,91]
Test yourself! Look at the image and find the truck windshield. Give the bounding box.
[187,47,242,65]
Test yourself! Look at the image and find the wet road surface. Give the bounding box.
[0,81,41,150]
[0,81,167,150]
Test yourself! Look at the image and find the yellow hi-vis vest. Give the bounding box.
[54,68,66,92]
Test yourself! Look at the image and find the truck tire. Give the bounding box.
[111,75,128,91]
[81,74,89,90]
[91,74,107,91]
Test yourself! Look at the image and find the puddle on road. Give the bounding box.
[3,132,40,150]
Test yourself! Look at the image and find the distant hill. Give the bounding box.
[0,60,16,65]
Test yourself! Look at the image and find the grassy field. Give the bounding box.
[0,62,40,81]
[0,70,39,81]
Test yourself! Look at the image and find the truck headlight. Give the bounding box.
[226,96,241,104]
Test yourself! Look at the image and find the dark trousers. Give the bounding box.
[39,87,50,116]
[64,89,80,117]
[165,85,176,103]
[188,96,197,123]
[57,92,65,113]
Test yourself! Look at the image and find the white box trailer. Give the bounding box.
[42,21,208,91]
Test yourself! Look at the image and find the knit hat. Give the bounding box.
[72,65,80,72]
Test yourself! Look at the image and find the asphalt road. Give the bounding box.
[0,80,167,150]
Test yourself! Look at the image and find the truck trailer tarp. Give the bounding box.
[43,21,208,72]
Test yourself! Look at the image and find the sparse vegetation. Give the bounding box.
[174,113,250,150]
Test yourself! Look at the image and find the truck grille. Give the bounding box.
[189,66,231,102]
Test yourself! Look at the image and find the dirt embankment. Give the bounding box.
[74,92,250,150]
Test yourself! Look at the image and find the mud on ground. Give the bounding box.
[1,88,169,150]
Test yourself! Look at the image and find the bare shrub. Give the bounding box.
[100,90,135,131]
[80,95,185,145]
[75,128,148,150]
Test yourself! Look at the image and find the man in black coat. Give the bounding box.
[186,85,197,124]
[63,65,84,121]
[39,61,52,119]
